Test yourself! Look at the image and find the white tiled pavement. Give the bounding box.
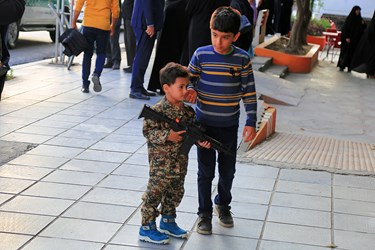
[0,51,375,249]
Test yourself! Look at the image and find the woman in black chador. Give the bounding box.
[337,5,366,72]
[147,0,188,94]
[351,11,375,78]
[180,0,231,66]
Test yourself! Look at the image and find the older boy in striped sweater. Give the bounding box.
[184,6,257,235]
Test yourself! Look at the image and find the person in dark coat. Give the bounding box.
[180,0,230,66]
[129,0,165,100]
[122,0,136,73]
[231,0,254,52]
[337,5,366,72]
[147,0,189,94]
[0,25,10,101]
[0,0,25,101]
[275,0,293,36]
[257,0,275,35]
[351,11,375,78]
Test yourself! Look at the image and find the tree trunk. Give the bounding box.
[286,0,312,54]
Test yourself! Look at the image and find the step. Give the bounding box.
[263,64,289,78]
[252,56,272,72]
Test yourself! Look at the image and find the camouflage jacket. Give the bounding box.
[143,97,196,178]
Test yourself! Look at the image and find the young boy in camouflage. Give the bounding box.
[139,62,210,244]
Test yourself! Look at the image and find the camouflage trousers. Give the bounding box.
[141,174,185,225]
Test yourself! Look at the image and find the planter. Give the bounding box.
[306,35,325,51]
[254,36,320,73]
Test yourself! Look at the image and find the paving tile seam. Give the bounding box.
[256,167,281,250]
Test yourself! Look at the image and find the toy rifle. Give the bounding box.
[138,104,236,157]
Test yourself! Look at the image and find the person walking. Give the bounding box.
[129,0,164,100]
[337,5,366,72]
[72,0,120,93]
[351,10,375,78]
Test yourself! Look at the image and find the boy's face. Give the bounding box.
[210,28,240,55]
[163,77,189,106]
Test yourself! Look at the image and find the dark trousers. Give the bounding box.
[106,19,121,64]
[130,27,156,93]
[197,125,238,215]
[0,25,10,101]
[81,26,109,87]
[123,19,136,67]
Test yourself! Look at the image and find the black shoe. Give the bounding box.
[197,214,212,235]
[214,205,233,228]
[103,62,113,68]
[81,87,89,93]
[129,92,150,100]
[123,66,132,73]
[0,65,8,77]
[142,88,156,96]
[112,62,120,70]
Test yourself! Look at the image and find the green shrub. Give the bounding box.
[307,18,331,36]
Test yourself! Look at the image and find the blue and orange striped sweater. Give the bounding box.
[188,45,257,128]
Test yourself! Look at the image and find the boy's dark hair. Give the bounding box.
[159,62,189,88]
[210,6,241,35]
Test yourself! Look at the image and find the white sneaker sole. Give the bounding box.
[158,228,188,238]
[139,235,170,244]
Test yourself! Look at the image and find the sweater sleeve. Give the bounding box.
[188,50,201,89]
[241,57,257,127]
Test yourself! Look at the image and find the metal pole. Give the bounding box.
[54,0,61,63]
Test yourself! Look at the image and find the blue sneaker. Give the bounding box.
[139,221,170,244]
[159,215,188,238]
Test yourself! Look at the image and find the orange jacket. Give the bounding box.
[74,0,120,31]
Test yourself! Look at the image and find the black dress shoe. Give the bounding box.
[142,88,156,96]
[103,62,113,68]
[129,92,150,100]
[123,66,132,73]
[81,87,89,93]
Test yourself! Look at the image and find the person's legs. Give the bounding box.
[110,19,121,69]
[104,40,113,67]
[81,27,96,89]
[130,28,156,94]
[124,19,136,69]
[213,126,238,228]
[159,176,188,238]
[140,175,170,244]
[0,73,6,101]
[196,138,216,234]
[197,147,216,215]
[92,28,109,77]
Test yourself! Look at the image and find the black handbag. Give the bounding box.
[59,28,90,57]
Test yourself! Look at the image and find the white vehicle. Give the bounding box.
[7,0,70,49]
